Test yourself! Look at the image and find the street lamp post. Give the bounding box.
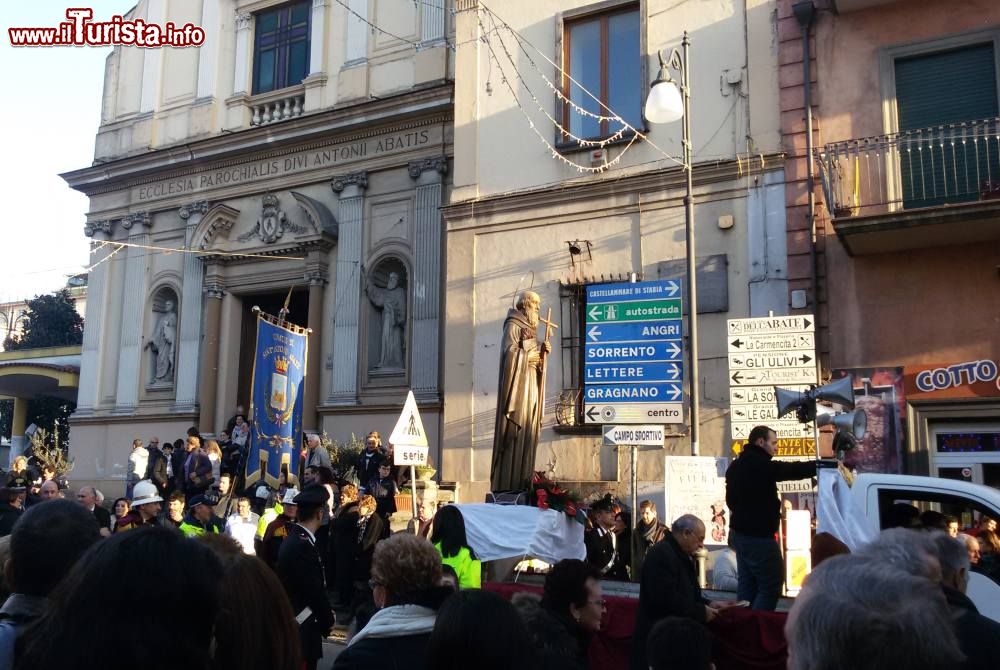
[645,33,699,456]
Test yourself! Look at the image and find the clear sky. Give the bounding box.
[0,3,132,302]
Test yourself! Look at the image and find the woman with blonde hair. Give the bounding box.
[6,456,30,489]
[204,440,223,487]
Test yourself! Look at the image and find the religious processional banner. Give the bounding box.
[247,313,308,487]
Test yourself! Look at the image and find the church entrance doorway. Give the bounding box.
[236,288,311,412]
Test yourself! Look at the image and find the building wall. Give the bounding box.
[95,0,454,161]
[453,0,782,202]
[445,0,787,504]
[65,0,454,495]
[778,0,1000,475]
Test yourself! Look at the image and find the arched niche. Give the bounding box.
[363,256,408,377]
[146,285,179,388]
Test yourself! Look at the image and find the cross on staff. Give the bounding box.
[537,307,559,428]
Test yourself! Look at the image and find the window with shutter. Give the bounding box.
[894,43,1000,208]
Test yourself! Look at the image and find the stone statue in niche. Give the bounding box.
[146,298,177,383]
[363,268,406,370]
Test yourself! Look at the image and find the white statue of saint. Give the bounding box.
[365,271,406,369]
[146,299,177,382]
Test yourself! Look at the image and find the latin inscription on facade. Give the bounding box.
[134,129,432,203]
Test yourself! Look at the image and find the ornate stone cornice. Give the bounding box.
[83,220,113,237]
[330,171,368,194]
[408,156,448,179]
[304,268,329,286]
[204,282,227,299]
[235,12,252,31]
[179,200,211,220]
[120,211,151,230]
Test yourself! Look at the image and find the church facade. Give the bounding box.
[63,0,452,492]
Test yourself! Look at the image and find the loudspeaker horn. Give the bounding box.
[814,375,856,409]
[776,387,807,419]
[817,409,867,440]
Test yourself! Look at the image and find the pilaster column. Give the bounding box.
[309,0,328,77]
[409,157,447,401]
[198,281,226,434]
[114,212,152,412]
[328,172,367,404]
[344,0,368,65]
[196,0,220,99]
[233,12,252,95]
[77,221,115,413]
[9,397,28,466]
[303,267,328,430]
[140,0,164,112]
[175,201,210,411]
[421,0,446,44]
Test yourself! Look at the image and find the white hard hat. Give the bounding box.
[281,488,300,505]
[131,480,163,507]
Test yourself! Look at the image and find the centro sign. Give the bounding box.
[915,359,999,392]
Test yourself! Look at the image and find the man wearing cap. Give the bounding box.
[260,488,299,568]
[276,485,335,670]
[585,494,626,580]
[178,495,220,538]
[114,481,163,532]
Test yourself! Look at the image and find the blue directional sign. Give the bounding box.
[583,280,684,425]
[584,362,682,383]
[584,320,682,343]
[585,340,683,363]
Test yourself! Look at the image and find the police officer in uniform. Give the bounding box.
[585,494,628,579]
[276,485,335,670]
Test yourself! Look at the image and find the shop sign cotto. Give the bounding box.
[904,359,1000,399]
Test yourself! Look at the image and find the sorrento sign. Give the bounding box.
[132,127,436,203]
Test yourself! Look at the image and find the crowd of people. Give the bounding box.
[0,420,999,670]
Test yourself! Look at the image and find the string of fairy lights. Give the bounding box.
[8,1,700,289]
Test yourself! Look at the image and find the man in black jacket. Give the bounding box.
[725,424,816,610]
[145,438,170,497]
[276,485,335,670]
[932,532,1000,670]
[631,515,731,670]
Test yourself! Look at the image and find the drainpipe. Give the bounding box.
[793,1,818,318]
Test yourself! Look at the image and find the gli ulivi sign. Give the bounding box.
[903,359,1000,399]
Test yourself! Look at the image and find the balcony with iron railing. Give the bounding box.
[818,116,1000,254]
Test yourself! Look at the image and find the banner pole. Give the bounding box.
[410,465,418,534]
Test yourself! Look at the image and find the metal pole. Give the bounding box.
[682,32,700,456]
[410,464,418,534]
[630,444,639,580]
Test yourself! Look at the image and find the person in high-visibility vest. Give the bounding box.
[178,495,220,538]
[259,488,299,568]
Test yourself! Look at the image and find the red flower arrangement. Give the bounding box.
[530,471,586,524]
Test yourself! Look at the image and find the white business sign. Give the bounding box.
[726,315,818,442]
[603,424,666,447]
[732,421,815,440]
[727,315,815,336]
[728,332,815,353]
